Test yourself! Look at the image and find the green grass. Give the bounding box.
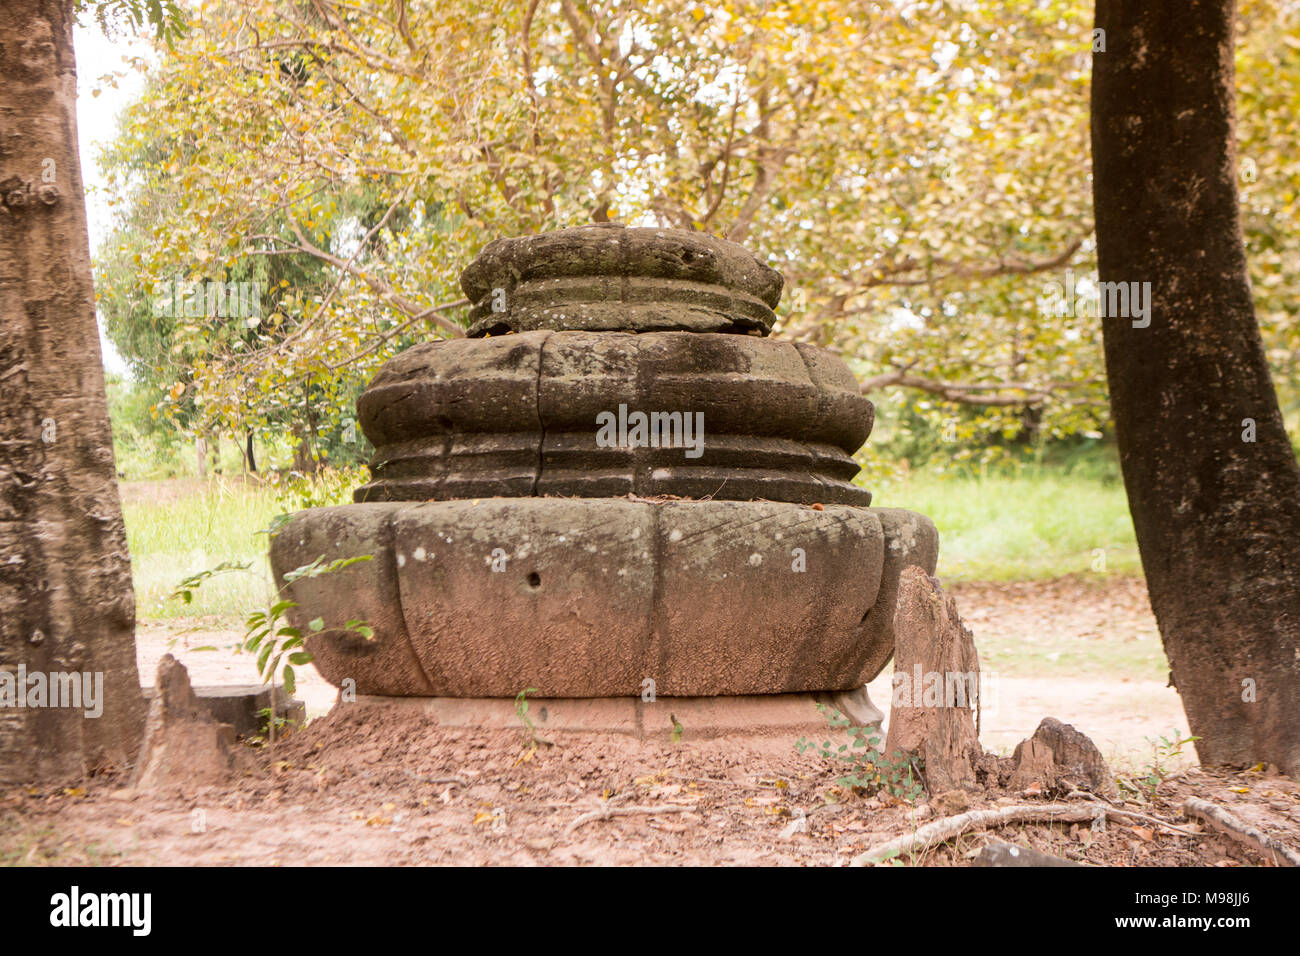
[975,623,1167,680]
[122,469,1143,626]
[124,480,282,621]
[874,471,1140,582]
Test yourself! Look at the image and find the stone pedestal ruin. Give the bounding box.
[270,224,937,726]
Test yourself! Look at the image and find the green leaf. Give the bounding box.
[257,641,274,676]
[269,599,296,618]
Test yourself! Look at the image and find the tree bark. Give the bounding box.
[292,433,312,475]
[0,0,146,782]
[885,567,982,794]
[1092,0,1300,775]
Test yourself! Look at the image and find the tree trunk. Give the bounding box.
[245,429,257,473]
[1092,0,1300,775]
[196,436,207,478]
[292,432,312,475]
[0,0,146,782]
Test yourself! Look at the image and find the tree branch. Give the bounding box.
[859,368,1103,407]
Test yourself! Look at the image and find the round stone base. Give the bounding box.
[344,685,884,742]
[270,498,938,698]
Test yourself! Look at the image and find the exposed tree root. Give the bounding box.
[1184,797,1300,867]
[850,803,1104,866]
[565,803,692,836]
[1067,791,1200,837]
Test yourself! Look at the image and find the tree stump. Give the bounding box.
[885,566,983,793]
[131,655,236,792]
[1008,717,1117,798]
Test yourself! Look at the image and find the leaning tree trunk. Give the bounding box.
[1092,0,1300,775]
[0,0,146,782]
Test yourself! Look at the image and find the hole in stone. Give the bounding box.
[527,572,541,589]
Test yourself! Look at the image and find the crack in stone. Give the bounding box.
[529,331,553,497]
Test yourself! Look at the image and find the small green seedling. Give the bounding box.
[515,687,539,749]
[1125,729,1201,799]
[172,552,374,747]
[797,703,925,802]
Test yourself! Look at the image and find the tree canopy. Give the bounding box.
[93,0,1300,470]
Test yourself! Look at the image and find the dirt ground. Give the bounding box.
[139,575,1191,769]
[2,708,1296,867]
[6,575,1291,867]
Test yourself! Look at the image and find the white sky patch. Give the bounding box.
[75,20,152,377]
[694,62,745,109]
[532,64,559,95]
[888,306,923,331]
[619,19,654,58]
[932,40,960,70]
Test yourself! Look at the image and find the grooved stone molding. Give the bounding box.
[354,330,875,506]
[269,500,939,697]
[462,223,783,336]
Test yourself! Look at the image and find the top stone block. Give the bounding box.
[461,222,784,337]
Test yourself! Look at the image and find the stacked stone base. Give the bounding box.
[269,225,942,714]
[271,498,938,699]
[346,685,886,741]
